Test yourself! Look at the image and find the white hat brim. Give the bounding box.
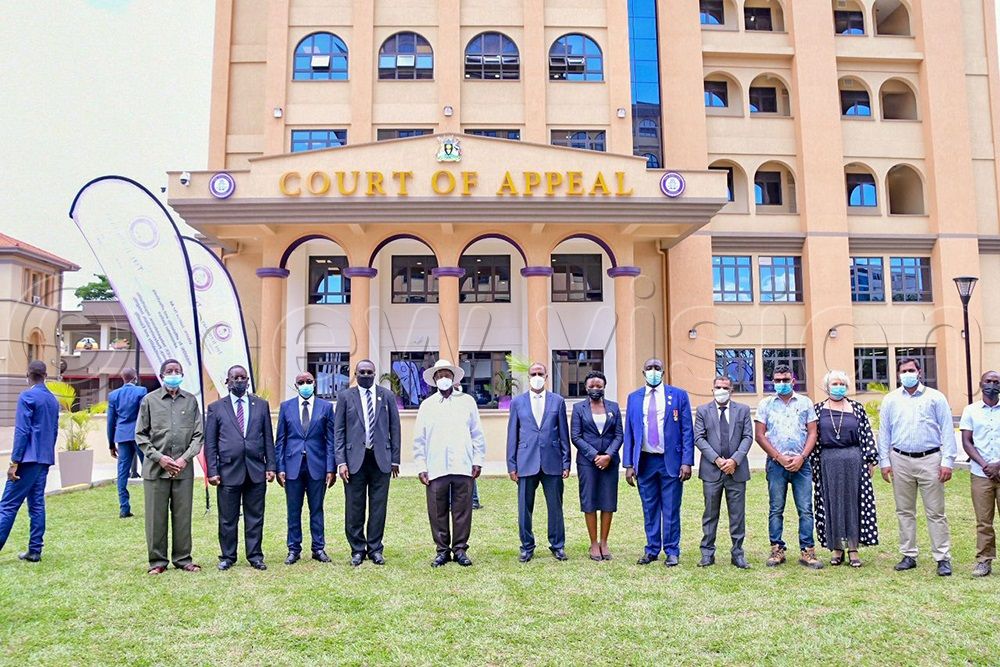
[423,363,465,386]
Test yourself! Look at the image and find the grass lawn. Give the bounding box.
[0,471,997,666]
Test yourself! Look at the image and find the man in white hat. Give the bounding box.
[413,359,487,567]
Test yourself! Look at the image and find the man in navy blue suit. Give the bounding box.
[107,368,148,518]
[506,362,571,562]
[1,361,60,562]
[623,357,694,567]
[276,370,336,565]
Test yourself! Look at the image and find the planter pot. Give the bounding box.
[58,450,94,488]
[497,396,513,410]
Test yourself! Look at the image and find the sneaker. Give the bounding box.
[971,561,992,578]
[799,547,824,569]
[766,545,786,567]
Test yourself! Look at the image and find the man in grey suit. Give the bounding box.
[694,376,754,569]
[335,359,401,567]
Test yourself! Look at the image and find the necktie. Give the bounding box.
[719,405,730,456]
[236,398,245,436]
[647,389,661,451]
[301,400,310,432]
[365,389,375,448]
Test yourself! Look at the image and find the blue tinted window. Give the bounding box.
[290,129,347,152]
[465,32,519,80]
[628,0,663,168]
[465,129,521,140]
[378,32,434,80]
[713,255,753,302]
[847,173,877,207]
[841,89,871,116]
[850,257,885,302]
[293,33,349,81]
[549,33,603,82]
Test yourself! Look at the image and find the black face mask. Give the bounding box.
[983,384,1000,399]
[357,375,375,389]
[587,388,604,401]
[229,380,249,397]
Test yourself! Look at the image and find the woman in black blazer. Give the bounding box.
[570,371,624,561]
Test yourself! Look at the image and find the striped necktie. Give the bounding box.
[365,389,375,449]
[236,398,245,436]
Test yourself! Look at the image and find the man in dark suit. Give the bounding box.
[107,368,147,518]
[276,370,336,565]
[335,359,401,566]
[694,376,754,569]
[506,362,571,562]
[204,365,275,571]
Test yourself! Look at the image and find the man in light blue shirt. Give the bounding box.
[960,370,1000,577]
[754,364,821,569]
[878,356,955,576]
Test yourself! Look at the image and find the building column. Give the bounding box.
[521,266,552,376]
[99,324,110,350]
[256,267,289,407]
[432,267,464,363]
[609,266,640,393]
[344,267,376,368]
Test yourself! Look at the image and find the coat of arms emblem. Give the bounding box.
[436,136,462,162]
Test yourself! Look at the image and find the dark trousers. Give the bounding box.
[286,462,327,555]
[218,476,267,563]
[115,441,144,513]
[0,462,49,555]
[517,473,565,552]
[144,476,194,569]
[700,476,747,558]
[344,448,391,557]
[637,451,684,557]
[427,474,473,555]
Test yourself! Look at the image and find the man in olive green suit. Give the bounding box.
[135,359,205,574]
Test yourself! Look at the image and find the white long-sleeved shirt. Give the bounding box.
[412,391,486,481]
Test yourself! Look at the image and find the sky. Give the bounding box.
[2,2,999,297]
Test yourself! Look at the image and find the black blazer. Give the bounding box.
[334,385,401,475]
[204,394,275,485]
[570,399,624,465]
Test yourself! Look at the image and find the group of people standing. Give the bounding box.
[2,354,999,580]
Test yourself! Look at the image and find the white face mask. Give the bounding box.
[435,377,453,392]
[713,388,731,404]
[529,375,546,391]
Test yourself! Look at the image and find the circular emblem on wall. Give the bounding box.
[210,322,233,342]
[128,217,160,249]
[191,265,214,291]
[659,171,686,198]
[209,172,236,199]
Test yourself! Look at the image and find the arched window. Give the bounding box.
[874,0,910,36]
[378,32,433,80]
[704,81,728,107]
[643,153,660,168]
[834,1,866,35]
[846,170,878,207]
[700,0,725,24]
[638,119,658,137]
[465,32,519,80]
[840,78,872,117]
[880,79,918,120]
[548,34,603,81]
[887,165,925,214]
[293,33,349,81]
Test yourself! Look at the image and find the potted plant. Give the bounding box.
[492,368,519,410]
[379,371,406,409]
[46,380,103,488]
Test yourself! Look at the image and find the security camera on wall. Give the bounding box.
[180,171,191,186]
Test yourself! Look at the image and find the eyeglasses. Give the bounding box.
[296,379,315,386]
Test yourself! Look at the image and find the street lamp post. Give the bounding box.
[954,276,979,405]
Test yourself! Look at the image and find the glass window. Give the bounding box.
[850,257,885,302]
[894,347,938,388]
[552,350,604,399]
[308,256,351,304]
[458,255,511,303]
[759,256,802,302]
[378,32,434,80]
[704,81,729,108]
[628,0,663,168]
[391,255,438,304]
[551,254,603,302]
[890,257,932,302]
[762,348,807,393]
[293,32,349,81]
[854,347,889,391]
[637,119,658,137]
[465,129,521,140]
[754,171,782,205]
[458,351,511,407]
[307,352,351,401]
[835,10,865,35]
[465,32,519,80]
[376,129,431,141]
[389,351,437,408]
[643,152,660,168]
[291,129,347,153]
[847,172,878,207]
[550,130,606,152]
[841,89,872,116]
[700,0,725,25]
[744,7,773,31]
[548,33,604,81]
[713,255,753,302]
[749,86,778,113]
[716,348,756,393]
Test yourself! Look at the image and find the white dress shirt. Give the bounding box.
[229,393,248,438]
[413,391,487,481]
[641,385,666,453]
[530,390,546,428]
[959,400,1000,477]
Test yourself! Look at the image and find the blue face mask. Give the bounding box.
[774,381,793,396]
[644,369,663,387]
[297,383,315,399]
[162,374,183,390]
[899,372,919,389]
[829,385,848,400]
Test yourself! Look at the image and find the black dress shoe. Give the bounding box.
[250,560,267,571]
[431,552,451,568]
[731,555,751,569]
[552,548,568,561]
[17,551,40,563]
[636,553,659,565]
[284,552,300,565]
[312,550,331,563]
[664,554,679,567]
[518,550,534,563]
[472,501,483,510]
[937,560,952,577]
[350,552,365,567]
[369,551,386,565]
[217,559,234,571]
[454,550,473,567]
[895,556,918,571]
[119,511,133,519]
[697,555,715,567]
